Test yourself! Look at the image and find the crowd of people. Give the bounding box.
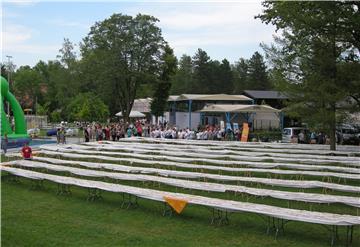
[81,120,346,144]
[82,120,147,142]
[81,120,241,142]
[150,126,242,141]
[295,130,339,145]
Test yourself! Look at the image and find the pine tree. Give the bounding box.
[247,52,271,90]
[258,1,360,150]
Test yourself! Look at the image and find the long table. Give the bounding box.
[16,155,359,194]
[1,166,358,246]
[8,159,360,208]
[36,149,360,181]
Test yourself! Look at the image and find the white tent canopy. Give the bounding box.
[199,104,281,113]
[115,110,145,118]
[170,94,252,102]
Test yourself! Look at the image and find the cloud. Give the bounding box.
[1,10,21,18]
[2,24,32,44]
[49,19,89,29]
[167,28,273,48]
[2,1,274,66]
[1,24,58,55]
[127,2,275,58]
[4,0,39,7]
[157,3,263,31]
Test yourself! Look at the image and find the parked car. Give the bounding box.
[65,128,79,136]
[46,129,57,136]
[27,128,40,137]
[46,128,79,137]
[336,124,359,145]
[282,127,308,143]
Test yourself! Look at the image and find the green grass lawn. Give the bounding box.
[2,176,359,247]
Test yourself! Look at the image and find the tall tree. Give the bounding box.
[192,48,211,93]
[33,58,79,119]
[247,51,271,90]
[81,13,166,121]
[232,58,249,93]
[172,51,235,94]
[13,66,42,110]
[217,59,234,94]
[57,38,77,69]
[258,1,360,150]
[1,63,8,81]
[170,54,193,94]
[56,38,81,101]
[151,45,177,122]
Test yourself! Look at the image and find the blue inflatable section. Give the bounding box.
[2,136,31,149]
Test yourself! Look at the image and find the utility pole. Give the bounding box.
[6,55,13,118]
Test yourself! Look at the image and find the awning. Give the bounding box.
[168,94,252,102]
[115,110,146,118]
[199,104,281,113]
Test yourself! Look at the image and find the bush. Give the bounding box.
[65,93,109,122]
[251,130,282,142]
[50,111,61,123]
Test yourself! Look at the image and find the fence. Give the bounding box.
[25,115,48,129]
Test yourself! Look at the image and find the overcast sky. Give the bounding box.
[1,0,277,68]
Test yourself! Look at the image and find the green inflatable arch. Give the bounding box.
[1,76,29,146]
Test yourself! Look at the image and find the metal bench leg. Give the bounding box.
[162,202,173,217]
[346,225,354,247]
[330,225,337,247]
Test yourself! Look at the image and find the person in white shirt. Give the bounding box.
[298,131,305,144]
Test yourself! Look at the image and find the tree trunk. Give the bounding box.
[329,19,337,151]
[329,106,336,151]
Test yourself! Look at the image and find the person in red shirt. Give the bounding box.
[21,143,32,160]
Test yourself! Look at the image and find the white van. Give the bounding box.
[337,124,359,145]
[282,127,308,143]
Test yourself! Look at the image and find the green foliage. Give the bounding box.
[232,58,249,93]
[192,49,212,93]
[1,63,9,81]
[35,102,49,116]
[80,13,166,120]
[170,50,271,95]
[247,52,271,90]
[251,130,282,142]
[258,1,360,150]
[66,93,109,122]
[151,82,171,118]
[151,45,177,118]
[9,13,279,124]
[218,59,234,94]
[170,55,193,94]
[13,66,42,109]
[232,53,271,93]
[32,56,80,116]
[171,49,236,94]
[50,111,61,123]
[57,38,77,69]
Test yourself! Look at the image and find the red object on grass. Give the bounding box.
[22,146,32,159]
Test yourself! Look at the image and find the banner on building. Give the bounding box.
[220,121,225,131]
[226,122,232,130]
[241,122,249,142]
[233,123,239,131]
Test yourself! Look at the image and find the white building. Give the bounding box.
[131,93,282,130]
